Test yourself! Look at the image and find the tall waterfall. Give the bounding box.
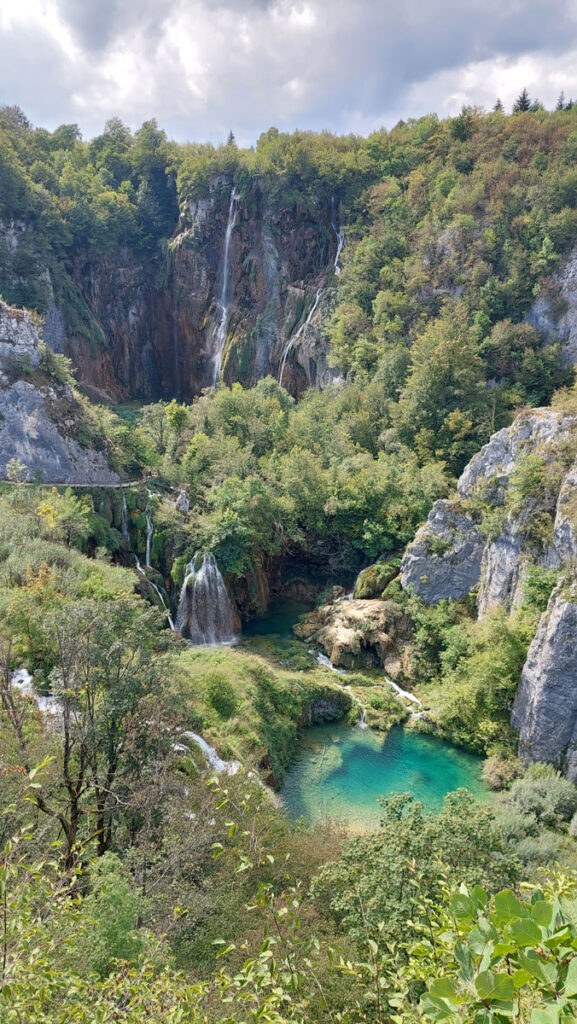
[278,288,323,386]
[212,187,239,386]
[175,551,237,645]
[330,197,344,276]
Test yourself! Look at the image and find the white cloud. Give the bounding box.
[1,0,577,141]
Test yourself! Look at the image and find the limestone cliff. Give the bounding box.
[401,407,577,613]
[400,401,577,778]
[1,183,342,402]
[0,300,118,484]
[512,580,577,782]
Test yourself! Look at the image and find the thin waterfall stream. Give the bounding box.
[330,196,344,275]
[212,186,239,385]
[278,287,323,386]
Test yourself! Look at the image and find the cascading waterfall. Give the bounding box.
[132,491,175,629]
[212,187,239,386]
[175,551,237,646]
[181,731,240,775]
[145,492,155,566]
[311,651,367,727]
[134,554,175,630]
[121,495,130,543]
[278,287,323,386]
[385,675,422,716]
[330,197,344,276]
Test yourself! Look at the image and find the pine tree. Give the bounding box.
[556,91,566,111]
[493,97,504,113]
[512,88,531,113]
[226,130,237,148]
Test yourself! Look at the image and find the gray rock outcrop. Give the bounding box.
[400,500,484,603]
[0,300,40,369]
[512,582,577,781]
[0,380,118,484]
[527,249,577,364]
[0,300,118,484]
[401,408,577,610]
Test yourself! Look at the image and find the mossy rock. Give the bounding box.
[354,562,400,599]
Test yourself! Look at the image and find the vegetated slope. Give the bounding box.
[2,103,577,414]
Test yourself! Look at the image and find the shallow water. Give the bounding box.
[282,722,486,829]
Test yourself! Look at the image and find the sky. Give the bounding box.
[2,0,577,145]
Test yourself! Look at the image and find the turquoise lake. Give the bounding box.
[282,722,486,829]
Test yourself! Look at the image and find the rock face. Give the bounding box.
[401,408,577,611]
[527,250,577,365]
[400,500,485,604]
[512,582,577,781]
[0,301,118,484]
[0,301,41,368]
[2,185,342,402]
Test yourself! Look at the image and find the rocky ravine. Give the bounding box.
[0,299,118,484]
[401,403,577,777]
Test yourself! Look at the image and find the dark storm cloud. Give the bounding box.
[2,0,577,142]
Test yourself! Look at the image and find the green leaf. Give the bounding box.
[494,890,529,924]
[471,885,489,910]
[429,978,462,1003]
[509,917,542,947]
[531,1006,559,1024]
[559,898,577,930]
[455,941,474,984]
[452,893,475,919]
[475,971,515,1003]
[518,950,557,987]
[532,901,553,928]
[419,996,454,1021]
[563,956,577,997]
[513,969,533,989]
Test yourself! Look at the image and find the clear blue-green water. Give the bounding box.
[242,598,311,639]
[282,722,486,830]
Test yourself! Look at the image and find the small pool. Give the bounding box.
[242,598,311,639]
[282,722,486,829]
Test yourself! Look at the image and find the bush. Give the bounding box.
[515,832,561,865]
[482,754,524,790]
[509,763,577,825]
[205,671,238,719]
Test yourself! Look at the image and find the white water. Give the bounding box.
[384,675,423,709]
[314,651,346,675]
[278,287,323,386]
[310,652,368,728]
[121,496,130,543]
[145,493,155,566]
[175,551,237,646]
[330,197,344,276]
[181,731,240,775]
[212,187,239,385]
[134,555,176,630]
[11,669,61,716]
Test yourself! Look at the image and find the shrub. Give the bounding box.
[205,671,238,719]
[509,763,577,825]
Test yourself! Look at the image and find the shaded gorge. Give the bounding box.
[282,722,486,830]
